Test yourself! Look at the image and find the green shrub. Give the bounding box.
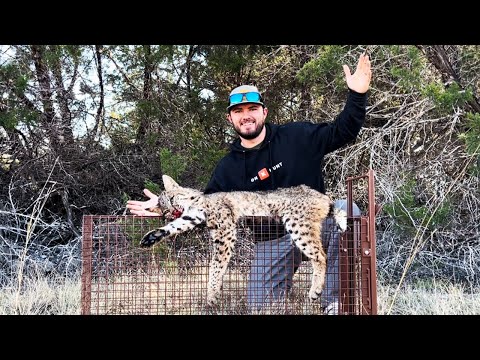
[384,177,452,234]
[422,82,473,113]
[159,147,187,181]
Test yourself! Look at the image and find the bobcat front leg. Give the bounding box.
[206,219,237,306]
[140,208,206,247]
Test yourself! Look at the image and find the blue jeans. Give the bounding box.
[246,199,361,310]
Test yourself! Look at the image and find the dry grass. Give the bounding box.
[1,271,479,315]
[378,280,480,315]
[0,273,81,315]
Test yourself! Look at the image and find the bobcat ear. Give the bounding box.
[162,175,179,191]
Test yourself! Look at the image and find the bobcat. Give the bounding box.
[141,175,347,307]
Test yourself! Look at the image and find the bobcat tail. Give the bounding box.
[328,202,347,233]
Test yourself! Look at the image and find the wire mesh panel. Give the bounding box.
[82,216,326,314]
[340,216,369,314]
[340,169,378,315]
[82,215,211,315]
[81,170,378,315]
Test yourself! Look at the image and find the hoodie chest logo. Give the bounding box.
[250,162,283,183]
[258,168,270,180]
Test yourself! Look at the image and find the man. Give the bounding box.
[127,51,371,314]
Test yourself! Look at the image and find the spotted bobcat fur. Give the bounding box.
[141,175,347,306]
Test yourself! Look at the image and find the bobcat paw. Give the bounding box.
[309,286,323,301]
[207,291,220,307]
[140,229,166,247]
[204,302,219,315]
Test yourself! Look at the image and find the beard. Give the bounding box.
[233,121,265,140]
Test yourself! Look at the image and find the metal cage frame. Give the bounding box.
[81,169,378,315]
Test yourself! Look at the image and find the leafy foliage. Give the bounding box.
[460,112,480,155]
[158,147,187,182]
[459,112,480,175]
[423,82,473,112]
[389,46,425,93]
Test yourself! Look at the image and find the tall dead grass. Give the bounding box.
[1,273,478,315]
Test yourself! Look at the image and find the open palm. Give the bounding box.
[343,53,372,94]
[126,189,160,216]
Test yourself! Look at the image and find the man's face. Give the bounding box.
[227,103,268,140]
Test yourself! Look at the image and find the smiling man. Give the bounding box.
[226,85,268,146]
[204,53,370,313]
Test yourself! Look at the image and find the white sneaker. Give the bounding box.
[323,301,340,315]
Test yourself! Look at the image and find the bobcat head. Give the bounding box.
[161,175,203,216]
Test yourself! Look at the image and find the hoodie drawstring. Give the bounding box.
[268,141,275,190]
[243,150,246,186]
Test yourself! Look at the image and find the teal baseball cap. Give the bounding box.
[227,85,264,112]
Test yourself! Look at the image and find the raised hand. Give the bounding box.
[343,52,372,94]
[126,188,160,216]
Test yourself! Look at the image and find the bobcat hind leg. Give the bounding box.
[292,236,327,301]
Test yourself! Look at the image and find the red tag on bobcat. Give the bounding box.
[258,168,270,180]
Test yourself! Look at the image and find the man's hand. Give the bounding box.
[126,189,160,216]
[343,52,372,94]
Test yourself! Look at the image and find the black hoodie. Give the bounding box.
[204,90,367,195]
